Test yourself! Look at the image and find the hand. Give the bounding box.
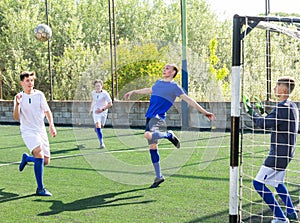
[124,91,134,100]
[49,125,57,138]
[15,93,23,104]
[95,108,103,114]
[204,112,216,121]
[254,96,266,115]
[242,95,254,115]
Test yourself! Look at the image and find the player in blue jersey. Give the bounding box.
[13,71,57,196]
[89,79,113,149]
[124,63,216,188]
[244,77,299,223]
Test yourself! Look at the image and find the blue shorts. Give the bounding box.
[145,117,167,144]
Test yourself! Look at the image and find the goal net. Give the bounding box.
[230,15,300,223]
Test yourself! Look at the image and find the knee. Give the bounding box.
[44,158,50,166]
[95,123,101,128]
[149,144,157,150]
[32,146,43,158]
[144,131,152,140]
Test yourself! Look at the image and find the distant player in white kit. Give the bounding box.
[89,79,113,149]
[13,71,57,196]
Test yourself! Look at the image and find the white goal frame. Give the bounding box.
[229,14,300,223]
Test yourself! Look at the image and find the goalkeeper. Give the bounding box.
[124,63,215,188]
[243,77,299,223]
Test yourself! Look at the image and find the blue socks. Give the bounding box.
[253,180,286,220]
[276,183,295,214]
[34,158,44,190]
[150,149,162,178]
[26,155,35,163]
[95,128,103,144]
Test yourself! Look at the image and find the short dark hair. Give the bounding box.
[277,76,295,94]
[169,64,179,78]
[94,79,103,86]
[20,71,35,81]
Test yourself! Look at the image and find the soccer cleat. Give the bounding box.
[19,153,29,172]
[150,177,165,188]
[271,218,290,223]
[167,130,180,148]
[100,143,105,149]
[285,211,298,220]
[36,188,52,196]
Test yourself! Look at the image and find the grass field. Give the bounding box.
[3,124,299,223]
[0,125,232,223]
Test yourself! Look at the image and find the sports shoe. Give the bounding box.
[19,153,29,172]
[100,143,105,149]
[271,218,290,223]
[36,188,52,196]
[150,177,165,188]
[167,130,180,148]
[285,211,298,220]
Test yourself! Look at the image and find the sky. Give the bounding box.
[206,0,300,20]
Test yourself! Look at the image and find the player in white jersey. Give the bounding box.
[89,79,112,148]
[13,71,57,196]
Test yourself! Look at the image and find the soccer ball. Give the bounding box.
[34,24,52,42]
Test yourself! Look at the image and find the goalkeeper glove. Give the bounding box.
[242,95,254,115]
[254,96,266,115]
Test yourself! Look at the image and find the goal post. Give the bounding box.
[230,14,300,223]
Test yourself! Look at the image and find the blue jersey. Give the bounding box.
[145,80,185,119]
[253,99,299,170]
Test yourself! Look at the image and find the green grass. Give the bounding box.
[3,124,288,223]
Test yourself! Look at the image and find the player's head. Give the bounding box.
[164,63,179,78]
[20,71,35,81]
[94,79,103,91]
[276,76,295,95]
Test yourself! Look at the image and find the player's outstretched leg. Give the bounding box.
[167,130,180,148]
[19,153,35,172]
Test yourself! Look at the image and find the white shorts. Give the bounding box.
[255,165,286,187]
[93,113,107,126]
[21,130,50,157]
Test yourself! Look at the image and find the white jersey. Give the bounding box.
[91,90,112,115]
[14,90,50,133]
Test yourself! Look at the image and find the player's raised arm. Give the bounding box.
[179,94,216,121]
[13,93,22,121]
[124,88,152,100]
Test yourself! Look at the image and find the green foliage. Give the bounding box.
[104,42,167,100]
[0,0,300,102]
[207,37,230,101]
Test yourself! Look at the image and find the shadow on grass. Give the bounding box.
[35,187,154,216]
[0,188,35,203]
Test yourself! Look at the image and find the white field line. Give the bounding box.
[0,145,228,167]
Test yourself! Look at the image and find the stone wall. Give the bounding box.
[0,100,231,129]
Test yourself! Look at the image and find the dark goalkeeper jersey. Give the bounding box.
[145,80,185,119]
[253,99,299,170]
